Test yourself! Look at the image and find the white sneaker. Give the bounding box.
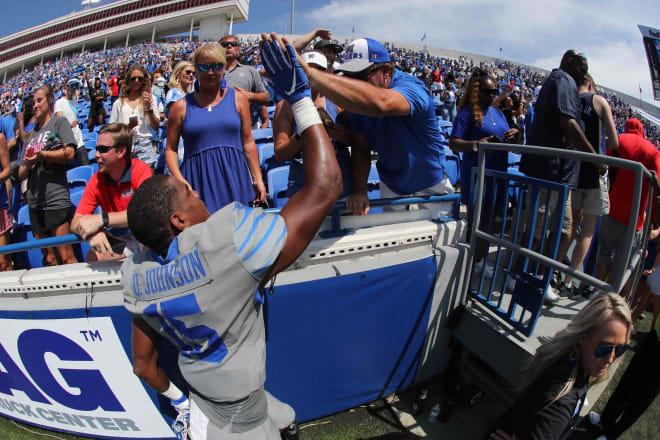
[544,286,560,304]
[474,260,494,278]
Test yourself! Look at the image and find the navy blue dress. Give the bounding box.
[181,88,253,214]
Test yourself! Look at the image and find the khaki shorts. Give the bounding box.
[379,175,455,219]
[571,186,609,216]
[523,187,572,242]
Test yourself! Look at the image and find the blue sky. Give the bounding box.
[0,0,659,105]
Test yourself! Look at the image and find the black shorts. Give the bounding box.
[29,207,73,235]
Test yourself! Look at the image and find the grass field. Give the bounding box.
[1,316,657,440]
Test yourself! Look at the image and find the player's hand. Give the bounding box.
[346,190,370,216]
[259,32,311,104]
[315,29,332,40]
[326,124,350,144]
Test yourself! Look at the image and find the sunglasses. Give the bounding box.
[96,145,118,153]
[196,63,224,73]
[220,41,239,48]
[182,69,195,75]
[593,343,629,359]
[349,65,381,82]
[480,88,499,96]
[130,76,145,82]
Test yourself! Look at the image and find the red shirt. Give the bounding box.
[75,159,152,215]
[608,119,660,230]
[108,75,119,97]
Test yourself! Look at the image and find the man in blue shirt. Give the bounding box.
[300,37,452,218]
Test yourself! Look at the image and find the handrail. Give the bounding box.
[0,195,462,256]
[465,142,656,302]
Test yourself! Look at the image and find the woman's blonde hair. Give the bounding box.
[169,61,194,90]
[191,42,226,66]
[457,68,492,126]
[120,65,151,106]
[521,292,631,406]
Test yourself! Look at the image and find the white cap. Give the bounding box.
[301,51,328,70]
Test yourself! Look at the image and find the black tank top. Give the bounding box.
[578,93,601,189]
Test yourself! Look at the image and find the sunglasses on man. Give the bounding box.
[96,145,121,153]
[220,41,240,48]
[196,63,224,73]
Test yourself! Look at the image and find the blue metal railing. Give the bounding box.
[0,196,461,257]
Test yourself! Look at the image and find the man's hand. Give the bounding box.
[346,191,370,216]
[89,231,117,256]
[314,29,332,40]
[73,214,104,240]
[260,33,311,105]
[326,124,350,144]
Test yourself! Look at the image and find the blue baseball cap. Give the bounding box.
[337,38,390,73]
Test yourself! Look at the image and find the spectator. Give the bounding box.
[449,68,519,271]
[0,132,12,271]
[71,123,152,261]
[54,78,89,165]
[489,292,632,440]
[109,65,162,167]
[519,50,598,303]
[84,72,108,131]
[162,61,194,169]
[17,86,78,266]
[165,43,266,214]
[151,71,166,107]
[220,35,270,129]
[107,64,124,106]
[596,118,660,289]
[123,32,340,439]
[273,51,353,198]
[299,37,453,218]
[557,73,618,297]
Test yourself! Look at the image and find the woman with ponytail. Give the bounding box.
[488,292,632,440]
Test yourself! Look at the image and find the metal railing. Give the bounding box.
[463,142,656,334]
[0,196,462,260]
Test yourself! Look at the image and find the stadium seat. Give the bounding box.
[67,165,94,188]
[443,146,460,186]
[69,188,86,208]
[84,139,96,151]
[84,132,98,142]
[17,205,30,226]
[437,119,453,137]
[252,127,273,144]
[366,163,382,213]
[508,152,521,167]
[258,143,275,168]
[13,206,42,269]
[267,166,289,208]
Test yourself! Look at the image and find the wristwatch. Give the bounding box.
[101,211,109,228]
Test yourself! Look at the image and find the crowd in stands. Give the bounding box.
[0,28,656,440]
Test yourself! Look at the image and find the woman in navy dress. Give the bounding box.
[165,43,266,214]
[449,69,520,270]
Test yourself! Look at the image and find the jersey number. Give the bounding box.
[144,293,228,364]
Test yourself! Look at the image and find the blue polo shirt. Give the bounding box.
[0,116,15,142]
[451,106,509,205]
[349,69,446,195]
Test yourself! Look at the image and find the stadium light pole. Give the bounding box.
[291,0,294,34]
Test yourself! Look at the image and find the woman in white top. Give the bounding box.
[109,66,163,167]
[53,78,89,165]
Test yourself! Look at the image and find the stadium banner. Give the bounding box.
[639,24,660,101]
[0,316,174,439]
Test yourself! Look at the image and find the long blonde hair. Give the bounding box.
[169,61,194,90]
[521,292,631,406]
[457,68,492,126]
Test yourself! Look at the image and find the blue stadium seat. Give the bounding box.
[258,143,275,168]
[443,146,460,186]
[17,205,30,226]
[438,119,453,137]
[252,127,273,144]
[69,188,86,208]
[84,139,96,151]
[67,165,94,188]
[508,152,521,167]
[367,163,382,213]
[267,166,290,208]
[13,206,42,269]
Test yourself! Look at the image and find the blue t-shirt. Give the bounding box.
[349,69,446,195]
[0,116,15,142]
[520,69,580,188]
[451,106,509,205]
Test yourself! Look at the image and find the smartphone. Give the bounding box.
[129,116,138,127]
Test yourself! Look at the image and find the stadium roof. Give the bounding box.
[0,0,249,75]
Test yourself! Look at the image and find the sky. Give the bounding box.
[0,0,658,105]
